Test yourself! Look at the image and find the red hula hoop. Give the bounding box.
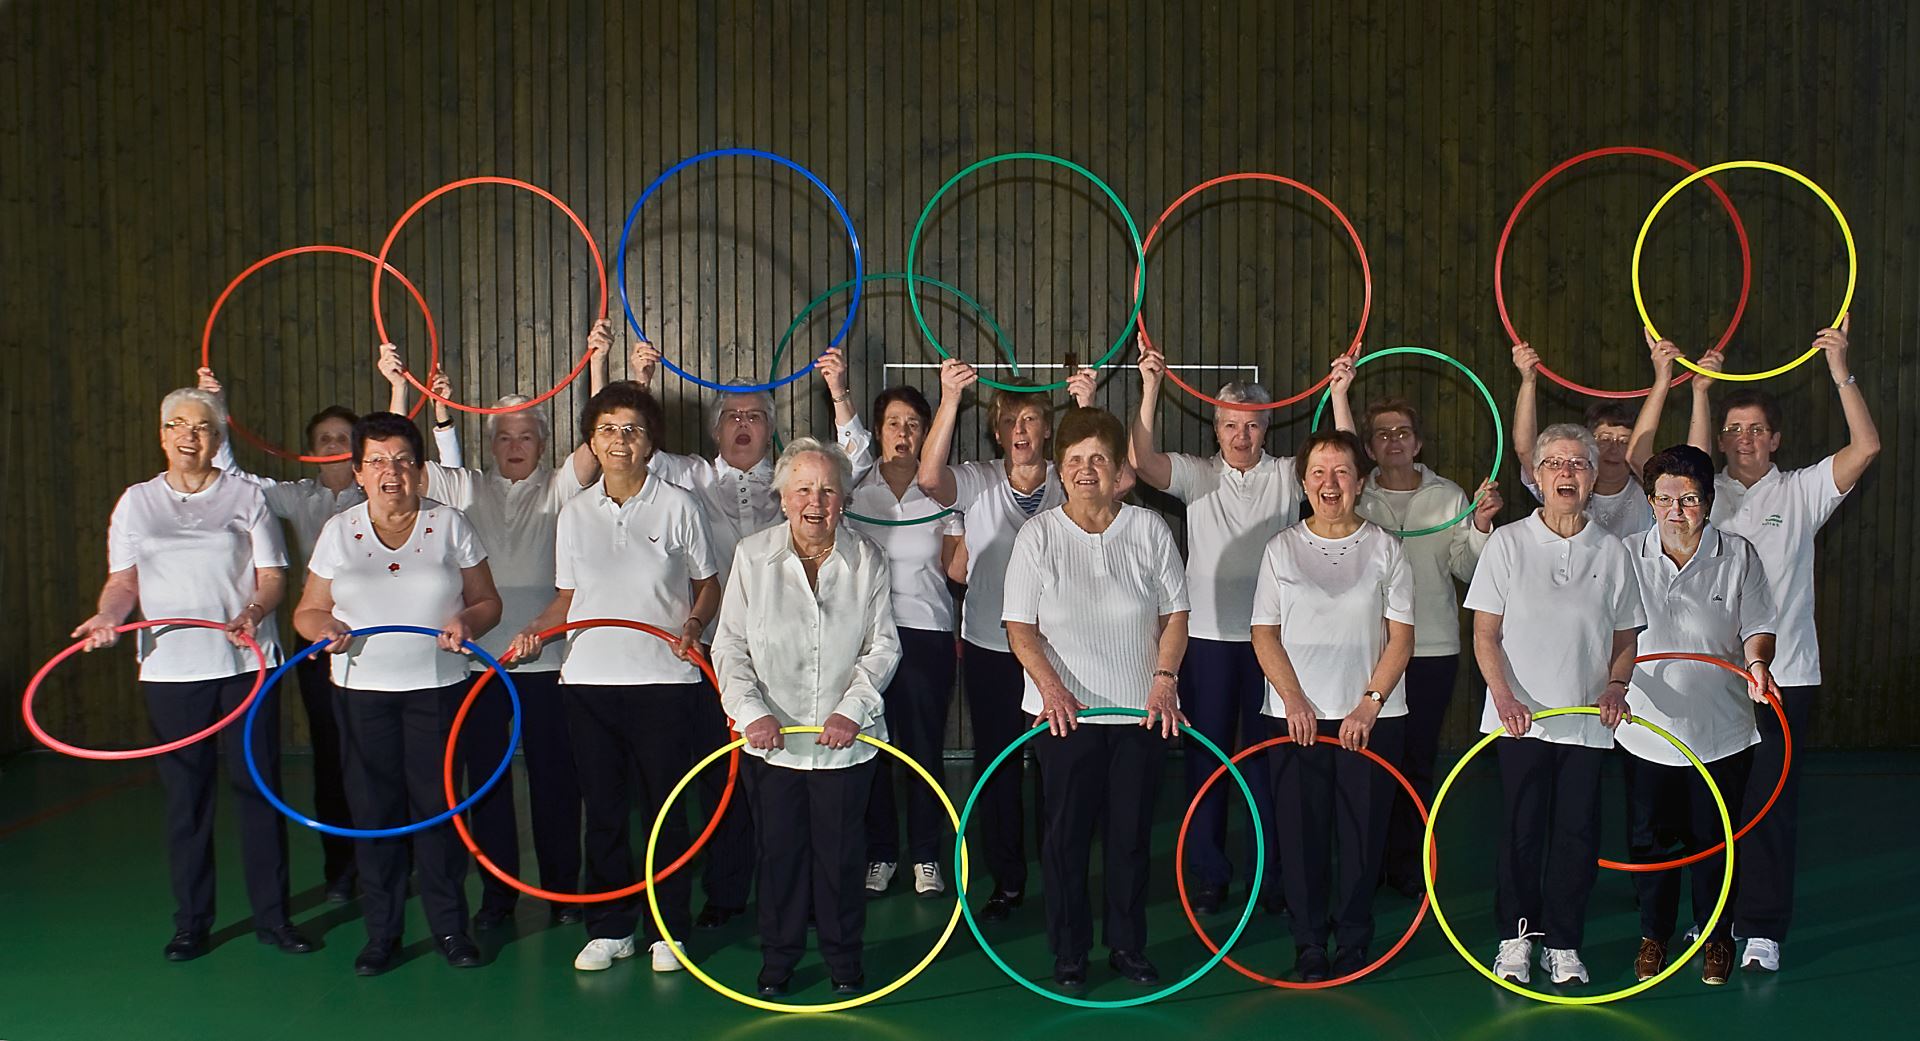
[1494,147,1753,399]
[1599,652,1792,872]
[372,177,609,415]
[1136,173,1371,411]
[444,618,739,903]
[23,618,268,761]
[202,244,442,463]
[1177,734,1430,989]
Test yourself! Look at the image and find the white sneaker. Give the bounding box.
[574,935,635,971]
[1741,937,1781,972]
[865,861,897,893]
[912,862,946,896]
[1541,947,1590,984]
[650,939,687,972]
[1492,919,1542,983]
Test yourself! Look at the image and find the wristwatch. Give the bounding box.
[1363,689,1386,705]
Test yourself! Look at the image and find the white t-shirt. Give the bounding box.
[1251,520,1415,719]
[1462,511,1647,748]
[1356,465,1491,656]
[306,500,489,690]
[553,475,718,686]
[1621,525,1774,766]
[951,460,1066,652]
[1523,466,1653,539]
[213,438,364,558]
[107,472,288,681]
[1001,505,1191,724]
[846,469,964,632]
[1710,457,1848,687]
[1164,452,1302,643]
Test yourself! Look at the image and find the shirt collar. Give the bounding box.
[1213,451,1277,476]
[590,474,657,511]
[714,454,774,481]
[1636,521,1725,566]
[1524,508,1600,545]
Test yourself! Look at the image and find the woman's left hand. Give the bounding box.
[1597,685,1631,729]
[816,712,861,750]
[1066,367,1097,408]
[1472,478,1503,533]
[1142,673,1187,738]
[674,617,705,661]
[817,346,851,399]
[1339,698,1381,751]
[1747,662,1781,705]
[223,606,259,648]
[438,619,473,654]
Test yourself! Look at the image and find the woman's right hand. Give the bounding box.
[70,615,120,651]
[1693,348,1726,395]
[1137,339,1166,390]
[629,338,661,388]
[938,357,978,398]
[1491,691,1532,737]
[1646,329,1680,380]
[196,367,225,398]
[1280,692,1317,747]
[742,713,785,751]
[505,628,547,664]
[1037,683,1085,738]
[313,618,353,655]
[377,343,407,387]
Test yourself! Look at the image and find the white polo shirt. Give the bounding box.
[1251,520,1415,719]
[307,500,488,690]
[1356,464,1491,656]
[1522,467,1653,539]
[1001,505,1191,724]
[1621,525,1773,766]
[213,439,364,558]
[107,472,288,682]
[1710,457,1848,687]
[1462,511,1646,748]
[552,475,717,686]
[952,460,1066,652]
[847,469,964,632]
[1164,452,1302,643]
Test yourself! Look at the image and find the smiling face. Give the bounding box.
[490,413,545,480]
[993,404,1050,467]
[879,400,928,463]
[780,451,844,546]
[1058,434,1123,507]
[1535,437,1597,512]
[587,406,651,481]
[1214,407,1268,468]
[1717,404,1781,471]
[353,435,424,509]
[715,394,772,469]
[1651,473,1707,542]
[160,399,222,472]
[1365,409,1422,469]
[1301,441,1363,523]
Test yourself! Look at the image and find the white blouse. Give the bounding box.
[213,438,364,558]
[846,468,964,632]
[1164,452,1302,643]
[1355,464,1490,657]
[1251,520,1415,719]
[1710,457,1848,687]
[950,459,1066,652]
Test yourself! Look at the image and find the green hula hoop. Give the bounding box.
[954,706,1264,1008]
[1311,345,1504,538]
[905,152,1145,393]
[1422,707,1733,1005]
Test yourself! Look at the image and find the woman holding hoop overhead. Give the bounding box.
[917,358,1095,922]
[507,381,721,975]
[1463,422,1644,988]
[71,386,305,962]
[1002,407,1190,989]
[1512,343,1654,538]
[711,438,901,998]
[1251,429,1417,983]
[291,412,503,977]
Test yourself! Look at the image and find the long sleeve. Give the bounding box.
[711,543,773,729]
[828,551,900,726]
[434,424,465,468]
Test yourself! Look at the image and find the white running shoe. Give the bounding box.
[912,862,946,896]
[650,939,687,972]
[1741,937,1781,972]
[574,935,635,971]
[1493,919,1542,983]
[865,861,897,893]
[1541,947,1590,984]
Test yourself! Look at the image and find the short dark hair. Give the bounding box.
[579,381,666,447]
[1362,397,1421,438]
[1053,406,1127,466]
[1583,401,1636,431]
[351,411,425,467]
[1295,428,1368,477]
[305,405,359,449]
[1642,444,1716,511]
[870,385,933,430]
[989,378,1055,428]
[1716,388,1784,433]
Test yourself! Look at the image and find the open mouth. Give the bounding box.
[1012,438,1032,453]
[1318,490,1343,506]
[379,478,403,494]
[733,433,753,447]
[892,441,912,456]
[1553,481,1579,497]
[799,509,829,524]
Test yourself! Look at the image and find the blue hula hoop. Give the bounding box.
[616,148,864,393]
[243,625,522,839]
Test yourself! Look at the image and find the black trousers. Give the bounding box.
[866,627,956,865]
[962,641,1032,893]
[1624,748,1752,942]
[336,682,471,940]
[294,652,355,885]
[694,672,755,909]
[144,674,291,932]
[1735,683,1813,941]
[563,683,700,942]
[747,756,876,979]
[1033,723,1167,959]
[1271,717,1405,951]
[1494,738,1604,949]
[456,669,583,913]
[1384,653,1458,884]
[1179,638,1278,897]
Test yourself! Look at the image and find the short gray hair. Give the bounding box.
[771,437,853,497]
[708,390,776,436]
[159,388,229,438]
[1535,422,1600,472]
[1212,381,1272,421]
[485,395,550,445]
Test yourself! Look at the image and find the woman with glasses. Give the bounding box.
[1511,342,1653,537]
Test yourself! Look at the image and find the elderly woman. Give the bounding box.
[1512,342,1654,538]
[1621,444,1779,986]
[292,412,503,976]
[1464,422,1644,987]
[1251,429,1415,982]
[1002,407,1189,989]
[1131,341,1356,915]
[72,387,305,961]
[712,438,901,997]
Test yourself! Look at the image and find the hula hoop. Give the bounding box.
[22,619,269,760]
[203,244,442,462]
[644,728,969,1014]
[956,707,1263,1008]
[1178,734,1429,989]
[1600,652,1792,872]
[1311,346,1504,537]
[1634,161,1854,382]
[372,176,609,414]
[1423,707,1733,1005]
[444,619,740,903]
[617,148,864,393]
[1137,172,1372,410]
[1496,147,1753,399]
[905,153,1145,393]
[244,626,521,838]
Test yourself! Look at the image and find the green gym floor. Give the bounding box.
[0,750,1910,1041]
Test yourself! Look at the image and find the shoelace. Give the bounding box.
[1497,918,1544,961]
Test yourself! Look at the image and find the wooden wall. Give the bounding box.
[2,0,1914,753]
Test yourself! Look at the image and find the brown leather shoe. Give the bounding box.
[1701,939,1734,985]
[1634,937,1668,981]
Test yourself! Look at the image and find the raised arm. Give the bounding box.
[1510,342,1541,473]
[1128,340,1175,491]
[1327,353,1357,434]
[1820,315,1880,493]
[1688,349,1721,452]
[915,358,977,506]
[1628,330,1680,476]
[567,320,615,485]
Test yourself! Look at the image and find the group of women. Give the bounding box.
[76,313,1873,993]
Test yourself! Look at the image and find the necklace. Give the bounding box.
[791,537,834,562]
[168,469,217,501]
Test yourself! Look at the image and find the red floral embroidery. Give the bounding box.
[388,563,401,573]
[354,533,364,540]
[424,527,433,535]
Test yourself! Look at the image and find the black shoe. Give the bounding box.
[163,928,209,962]
[1108,949,1160,984]
[437,933,481,968]
[1291,944,1330,983]
[981,888,1024,923]
[325,874,356,904]
[756,967,792,997]
[256,925,315,954]
[696,904,745,929]
[473,907,513,933]
[1053,954,1089,987]
[1261,891,1289,916]
[1331,945,1369,978]
[1192,882,1227,916]
[831,974,866,995]
[354,938,400,977]
[550,903,585,926]
[1384,873,1425,900]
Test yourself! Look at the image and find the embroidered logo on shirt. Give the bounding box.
[354,533,364,540]
[648,535,661,543]
[1712,594,1725,602]
[1763,514,1784,527]
[388,563,401,574]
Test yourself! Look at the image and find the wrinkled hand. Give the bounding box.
[1066,367,1097,408]
[1597,685,1630,730]
[816,712,861,750]
[1137,340,1166,390]
[629,338,661,388]
[1816,313,1852,382]
[1747,662,1781,706]
[1492,691,1532,738]
[1280,692,1318,747]
[429,367,453,402]
[506,628,547,665]
[224,607,259,648]
[1328,353,1356,395]
[1693,348,1726,391]
[1472,478,1503,533]
[674,617,705,662]
[1037,683,1085,738]
[437,618,473,654]
[197,367,225,397]
[938,357,978,397]
[743,714,785,751]
[816,346,852,400]
[377,343,407,387]
[313,618,353,655]
[1511,341,1540,381]
[71,615,120,651]
[1339,698,1381,751]
[584,318,613,364]
[1142,673,1186,738]
[1646,329,1681,380]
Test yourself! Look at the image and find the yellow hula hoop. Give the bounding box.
[1632,160,1854,382]
[643,727,971,1014]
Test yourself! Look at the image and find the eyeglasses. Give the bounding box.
[163,419,218,437]
[1594,433,1631,447]
[1720,424,1773,438]
[1370,427,1416,442]
[1650,493,1705,509]
[359,455,417,470]
[592,423,648,440]
[720,410,769,426]
[1535,457,1593,473]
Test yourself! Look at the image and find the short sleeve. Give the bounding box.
[448,510,488,568]
[1164,453,1217,503]
[680,497,719,582]
[1461,528,1513,615]
[1733,538,1777,641]
[950,461,996,512]
[1250,539,1287,626]
[1799,455,1850,527]
[1148,513,1190,614]
[553,507,580,591]
[1382,535,1416,625]
[306,516,344,580]
[1607,545,1647,631]
[105,488,140,573]
[246,495,289,568]
[998,521,1045,624]
[937,510,964,537]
